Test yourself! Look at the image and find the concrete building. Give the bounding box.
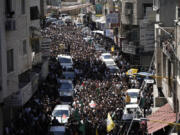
[120,0,154,66]
[152,0,180,134]
[0,0,47,133]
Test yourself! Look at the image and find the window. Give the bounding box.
[21,0,25,14]
[30,6,39,20]
[23,40,27,55]
[7,49,14,73]
[143,4,153,17]
[5,0,14,18]
[31,38,40,53]
[125,2,133,9]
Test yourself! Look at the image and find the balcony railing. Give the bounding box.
[161,39,175,60]
[122,41,136,55]
[159,27,175,60]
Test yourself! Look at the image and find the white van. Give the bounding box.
[51,105,71,124]
[122,104,142,121]
[57,55,73,70]
[126,89,140,104]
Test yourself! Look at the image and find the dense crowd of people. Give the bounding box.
[4,21,154,135]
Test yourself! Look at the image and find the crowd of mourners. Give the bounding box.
[4,20,154,135]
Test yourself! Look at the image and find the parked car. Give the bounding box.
[126,89,140,104]
[57,55,73,70]
[103,59,116,67]
[61,71,75,81]
[100,53,113,62]
[94,44,106,52]
[52,20,65,26]
[51,105,71,124]
[59,13,68,20]
[57,79,74,104]
[106,65,120,75]
[46,17,57,26]
[122,104,142,121]
[75,22,84,28]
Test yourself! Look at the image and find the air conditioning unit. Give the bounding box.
[125,9,132,16]
[6,19,16,31]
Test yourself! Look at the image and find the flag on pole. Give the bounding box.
[126,68,138,76]
[107,113,115,132]
[111,46,114,52]
[96,128,99,135]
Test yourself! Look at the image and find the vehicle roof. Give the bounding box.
[127,89,140,93]
[57,55,72,59]
[107,65,119,69]
[50,126,65,132]
[62,71,74,74]
[54,105,71,110]
[125,104,139,108]
[57,79,73,83]
[103,59,115,62]
[101,53,111,56]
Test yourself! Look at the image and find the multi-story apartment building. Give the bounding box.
[120,0,154,66]
[150,0,180,134]
[154,0,177,109]
[0,0,47,134]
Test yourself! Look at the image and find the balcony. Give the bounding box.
[159,27,175,61]
[122,41,136,55]
[162,40,175,61]
[18,70,31,89]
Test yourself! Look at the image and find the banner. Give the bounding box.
[95,4,103,15]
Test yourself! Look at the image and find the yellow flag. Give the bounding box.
[96,128,99,135]
[107,113,115,132]
[111,46,114,52]
[125,94,131,103]
[126,68,138,76]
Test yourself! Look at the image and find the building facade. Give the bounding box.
[0,0,47,134]
[120,0,154,66]
[153,0,180,134]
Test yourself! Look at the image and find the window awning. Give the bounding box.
[147,103,176,134]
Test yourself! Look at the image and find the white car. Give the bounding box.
[126,89,140,104]
[51,105,71,124]
[122,104,142,121]
[83,36,94,42]
[100,53,113,62]
[104,59,116,67]
[107,65,120,75]
[57,55,73,70]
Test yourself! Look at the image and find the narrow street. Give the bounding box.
[3,21,155,135]
[1,0,180,135]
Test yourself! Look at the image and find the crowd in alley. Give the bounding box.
[4,21,154,135]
